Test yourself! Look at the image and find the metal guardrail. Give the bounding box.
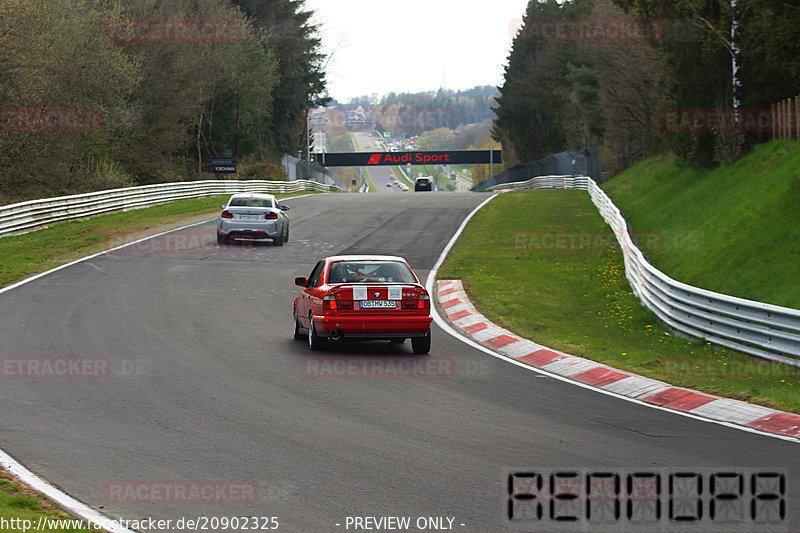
[498,175,800,367]
[0,179,342,237]
[486,175,590,191]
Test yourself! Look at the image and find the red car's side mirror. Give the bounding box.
[295,277,308,287]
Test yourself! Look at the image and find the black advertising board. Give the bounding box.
[315,150,501,167]
[207,157,237,173]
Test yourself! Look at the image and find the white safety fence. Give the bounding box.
[0,179,342,237]
[486,175,590,191]
[498,175,800,367]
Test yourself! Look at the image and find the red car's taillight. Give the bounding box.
[323,294,353,310]
[417,294,430,309]
[264,212,278,220]
[402,293,430,309]
[220,210,233,219]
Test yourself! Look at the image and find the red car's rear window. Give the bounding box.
[327,261,417,284]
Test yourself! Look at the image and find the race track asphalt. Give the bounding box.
[0,192,797,532]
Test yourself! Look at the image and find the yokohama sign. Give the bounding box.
[316,150,502,167]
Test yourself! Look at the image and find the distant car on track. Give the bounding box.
[293,255,432,353]
[217,193,289,245]
[414,177,433,191]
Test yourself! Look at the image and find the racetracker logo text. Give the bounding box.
[104,480,259,504]
[511,230,663,254]
[0,108,102,131]
[1,357,111,379]
[510,18,701,43]
[302,355,457,379]
[660,109,773,132]
[512,18,663,42]
[107,230,267,255]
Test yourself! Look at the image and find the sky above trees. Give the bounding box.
[304,0,529,101]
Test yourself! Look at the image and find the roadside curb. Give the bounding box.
[436,279,800,441]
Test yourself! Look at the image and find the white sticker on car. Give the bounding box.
[388,286,402,300]
[352,286,367,301]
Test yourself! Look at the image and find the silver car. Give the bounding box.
[217,193,290,246]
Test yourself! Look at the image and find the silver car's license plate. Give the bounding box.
[360,300,396,309]
[237,214,261,220]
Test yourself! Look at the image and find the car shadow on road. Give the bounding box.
[303,340,417,356]
[220,238,278,248]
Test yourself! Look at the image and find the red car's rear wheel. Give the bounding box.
[411,329,431,355]
[308,314,327,351]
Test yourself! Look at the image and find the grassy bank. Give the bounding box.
[0,192,309,289]
[602,140,800,308]
[437,191,800,413]
[391,166,414,188]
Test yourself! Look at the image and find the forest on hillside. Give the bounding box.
[337,86,500,138]
[0,0,327,203]
[493,0,800,173]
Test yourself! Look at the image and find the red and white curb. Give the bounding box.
[436,279,800,441]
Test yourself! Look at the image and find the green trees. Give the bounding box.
[417,128,457,151]
[0,0,140,198]
[232,0,328,158]
[493,0,800,171]
[371,86,499,138]
[493,0,591,165]
[0,0,326,203]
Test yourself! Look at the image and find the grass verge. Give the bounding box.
[362,170,376,192]
[391,166,414,188]
[437,191,800,413]
[602,140,800,308]
[0,467,93,532]
[0,192,310,289]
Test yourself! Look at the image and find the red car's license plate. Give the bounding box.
[359,300,396,309]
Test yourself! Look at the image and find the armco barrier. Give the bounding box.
[496,175,800,367]
[0,179,342,237]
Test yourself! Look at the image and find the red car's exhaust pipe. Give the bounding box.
[329,330,343,341]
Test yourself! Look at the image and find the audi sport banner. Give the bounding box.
[314,150,502,167]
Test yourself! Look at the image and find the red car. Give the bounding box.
[293,255,432,354]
